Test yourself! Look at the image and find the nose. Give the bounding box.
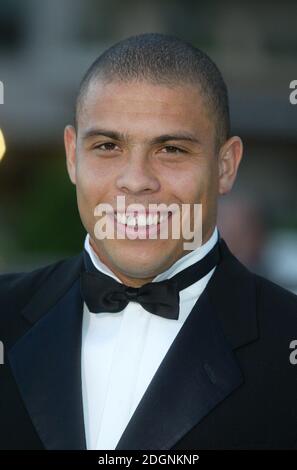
[115,151,160,195]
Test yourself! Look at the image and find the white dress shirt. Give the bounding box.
[81,227,219,450]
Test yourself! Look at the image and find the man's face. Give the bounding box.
[65,80,241,284]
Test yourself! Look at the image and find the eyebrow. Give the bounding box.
[81,127,201,145]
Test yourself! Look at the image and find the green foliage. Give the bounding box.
[16,158,86,256]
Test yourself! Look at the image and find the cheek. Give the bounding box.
[76,158,112,205]
[168,168,206,203]
[174,165,218,218]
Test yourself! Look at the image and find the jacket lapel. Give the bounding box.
[116,239,259,450]
[7,254,87,450]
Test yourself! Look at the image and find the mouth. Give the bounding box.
[108,210,174,238]
[115,210,171,227]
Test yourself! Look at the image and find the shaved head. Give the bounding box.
[75,33,230,149]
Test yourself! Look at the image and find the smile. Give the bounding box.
[114,211,170,227]
[105,210,174,239]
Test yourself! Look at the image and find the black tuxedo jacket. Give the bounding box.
[0,239,297,450]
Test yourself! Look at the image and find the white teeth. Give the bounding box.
[146,215,152,226]
[115,212,169,226]
[117,213,125,224]
[126,215,136,226]
[138,214,147,226]
[152,214,158,225]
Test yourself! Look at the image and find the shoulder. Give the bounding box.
[0,254,83,317]
[249,272,297,352]
[218,238,297,342]
[220,238,297,317]
[0,260,64,303]
[254,273,297,315]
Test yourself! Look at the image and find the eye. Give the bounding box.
[161,145,186,154]
[94,142,119,151]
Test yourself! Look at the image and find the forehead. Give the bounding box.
[78,79,212,137]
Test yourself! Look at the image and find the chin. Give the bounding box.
[113,254,161,278]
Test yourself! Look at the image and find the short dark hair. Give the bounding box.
[75,33,230,148]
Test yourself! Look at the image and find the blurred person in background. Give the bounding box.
[217,196,268,273]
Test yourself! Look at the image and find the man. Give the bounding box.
[0,33,297,450]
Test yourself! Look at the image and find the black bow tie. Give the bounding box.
[80,240,222,320]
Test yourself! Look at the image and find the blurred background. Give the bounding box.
[0,0,296,292]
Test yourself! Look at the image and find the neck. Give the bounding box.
[89,238,156,287]
[88,225,217,288]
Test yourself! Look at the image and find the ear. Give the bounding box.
[218,136,243,195]
[64,125,77,185]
